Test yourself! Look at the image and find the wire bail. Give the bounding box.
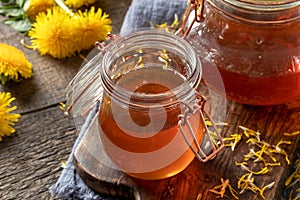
[175,0,205,38]
[178,91,224,162]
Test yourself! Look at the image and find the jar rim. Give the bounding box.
[223,0,300,10]
[100,29,202,107]
[207,0,300,24]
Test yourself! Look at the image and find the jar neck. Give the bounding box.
[100,30,202,108]
[207,0,300,24]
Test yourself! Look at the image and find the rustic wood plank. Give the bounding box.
[0,106,76,200]
[74,99,300,200]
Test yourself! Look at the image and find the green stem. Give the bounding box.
[55,0,74,16]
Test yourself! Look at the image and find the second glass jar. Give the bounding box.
[187,0,300,105]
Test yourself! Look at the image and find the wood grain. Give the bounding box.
[0,106,76,199]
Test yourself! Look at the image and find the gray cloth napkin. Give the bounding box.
[49,0,186,199]
[49,102,103,200]
[120,0,186,35]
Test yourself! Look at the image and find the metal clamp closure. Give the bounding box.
[178,92,224,162]
[175,0,205,38]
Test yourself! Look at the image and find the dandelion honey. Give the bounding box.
[188,0,300,105]
[98,64,205,179]
[96,30,223,180]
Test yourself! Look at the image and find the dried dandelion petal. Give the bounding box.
[237,172,265,195]
[238,162,269,175]
[223,133,242,151]
[222,126,298,199]
[235,161,248,166]
[285,157,300,191]
[209,178,239,199]
[0,43,33,84]
[158,49,171,68]
[205,120,213,126]
[28,7,78,59]
[239,125,260,138]
[205,119,228,127]
[61,160,67,168]
[196,193,202,200]
[0,92,21,141]
[156,22,168,28]
[271,140,292,165]
[74,7,112,51]
[240,126,293,166]
[259,182,275,200]
[59,102,65,111]
[284,131,300,137]
[228,184,240,200]
[170,14,180,28]
[155,14,180,33]
[285,172,297,187]
[244,142,282,167]
[136,49,144,68]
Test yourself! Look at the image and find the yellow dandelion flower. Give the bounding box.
[65,0,96,9]
[75,7,112,51]
[24,0,56,20]
[28,7,78,59]
[0,92,21,141]
[0,43,33,85]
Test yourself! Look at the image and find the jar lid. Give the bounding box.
[65,46,103,121]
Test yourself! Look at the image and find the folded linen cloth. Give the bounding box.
[49,102,103,200]
[50,0,186,199]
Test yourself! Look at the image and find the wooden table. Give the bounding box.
[1,1,299,199]
[0,1,131,199]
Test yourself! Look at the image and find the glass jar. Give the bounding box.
[184,0,300,105]
[97,30,223,180]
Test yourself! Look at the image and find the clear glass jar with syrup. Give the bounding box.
[183,0,300,105]
[97,30,223,180]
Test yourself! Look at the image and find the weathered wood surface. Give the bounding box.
[74,93,300,199]
[0,1,132,199]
